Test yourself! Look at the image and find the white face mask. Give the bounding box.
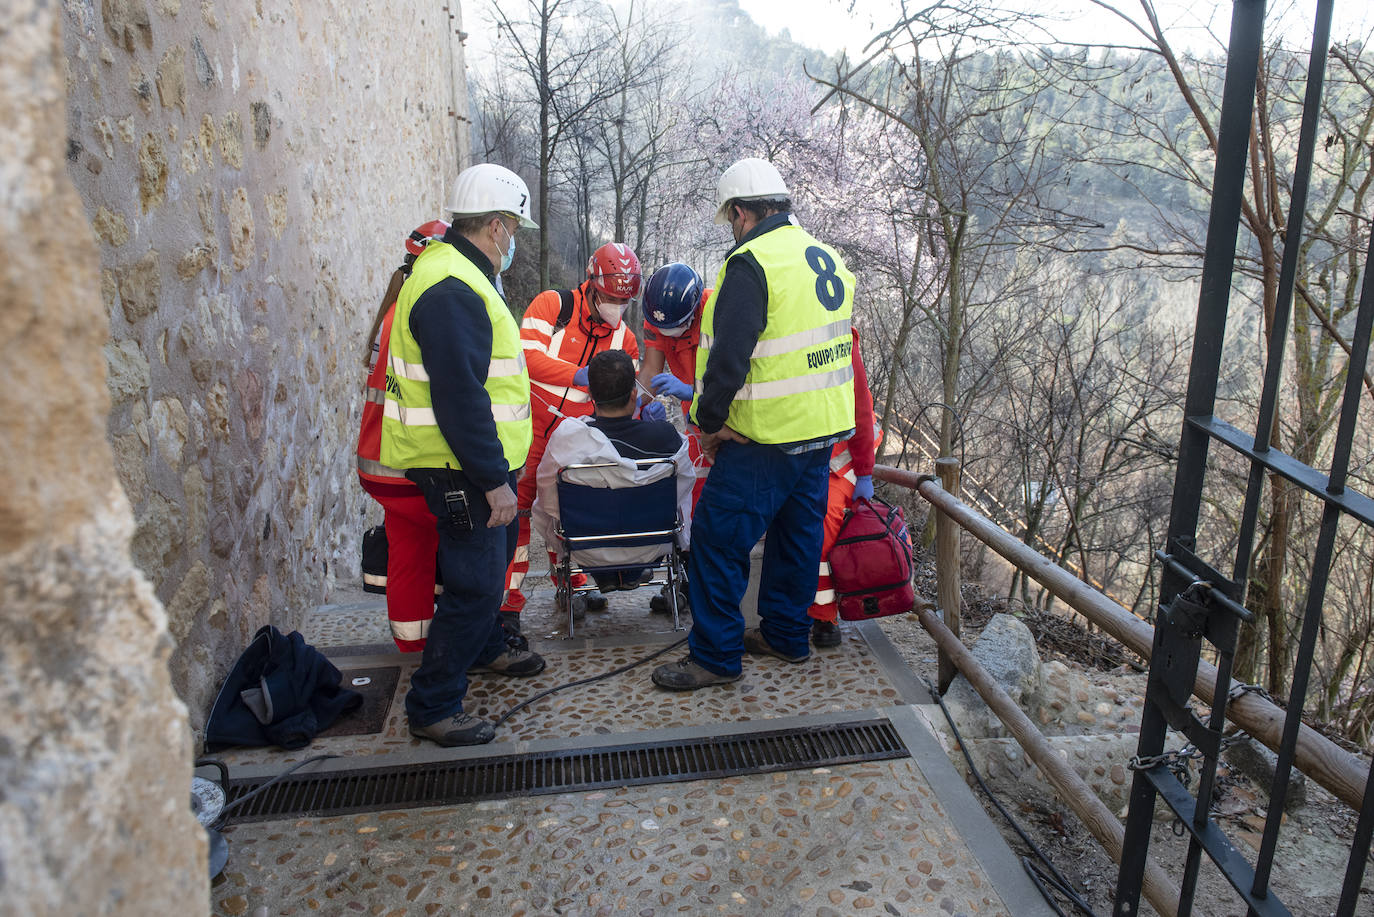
[596,300,626,328]
[656,323,689,337]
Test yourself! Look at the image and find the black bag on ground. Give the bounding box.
[205,625,362,751]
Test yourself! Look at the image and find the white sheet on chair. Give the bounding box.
[532,416,695,569]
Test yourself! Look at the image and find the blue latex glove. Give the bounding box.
[652,371,693,402]
[640,399,667,423]
[851,474,874,503]
[573,365,589,387]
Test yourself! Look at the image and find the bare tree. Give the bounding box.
[810,1,1099,458]
[490,0,622,288]
[1045,2,1374,692]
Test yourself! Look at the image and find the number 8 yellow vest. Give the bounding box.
[692,223,856,444]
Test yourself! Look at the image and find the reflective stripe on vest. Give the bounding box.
[380,242,533,471]
[828,421,883,478]
[530,319,630,407]
[357,306,410,483]
[693,224,856,444]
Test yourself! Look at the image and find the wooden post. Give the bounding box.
[935,456,961,694]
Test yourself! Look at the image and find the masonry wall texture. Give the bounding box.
[62,0,471,735]
[1,2,207,912]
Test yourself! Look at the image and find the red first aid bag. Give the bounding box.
[829,497,916,621]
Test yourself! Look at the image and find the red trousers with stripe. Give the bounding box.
[363,484,438,652]
[807,471,853,624]
[501,430,587,613]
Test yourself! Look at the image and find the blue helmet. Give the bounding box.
[643,263,704,330]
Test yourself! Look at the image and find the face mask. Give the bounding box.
[497,221,516,272]
[596,299,626,328]
[657,323,689,337]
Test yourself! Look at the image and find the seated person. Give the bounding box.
[532,350,695,595]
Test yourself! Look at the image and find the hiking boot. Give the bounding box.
[555,591,587,621]
[469,648,547,677]
[500,611,530,651]
[743,627,809,664]
[651,655,742,691]
[409,712,495,747]
[584,589,609,612]
[649,583,689,615]
[810,619,842,648]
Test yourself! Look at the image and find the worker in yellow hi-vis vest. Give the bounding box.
[380,163,546,747]
[652,158,857,691]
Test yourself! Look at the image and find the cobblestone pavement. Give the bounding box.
[209,588,1035,916]
[213,761,1010,916]
[216,628,901,770]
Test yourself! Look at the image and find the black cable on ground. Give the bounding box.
[494,637,688,729]
[196,753,340,828]
[921,676,1101,917]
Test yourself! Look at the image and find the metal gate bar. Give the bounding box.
[1114,0,1374,915]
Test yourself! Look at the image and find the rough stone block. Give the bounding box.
[220,109,243,168]
[940,613,1045,738]
[1225,737,1307,811]
[117,248,161,323]
[156,44,187,113]
[137,131,166,211]
[93,205,129,245]
[102,0,153,51]
[226,186,254,270]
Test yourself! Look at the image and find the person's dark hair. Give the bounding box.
[451,210,505,236]
[729,197,792,221]
[588,350,635,409]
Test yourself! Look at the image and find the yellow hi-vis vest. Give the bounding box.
[691,224,856,444]
[380,242,533,472]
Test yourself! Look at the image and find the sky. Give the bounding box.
[464,0,1374,74]
[733,0,1374,58]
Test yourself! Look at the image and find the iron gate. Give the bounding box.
[1114,1,1374,915]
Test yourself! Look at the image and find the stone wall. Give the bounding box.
[62,0,470,733]
[1,2,207,912]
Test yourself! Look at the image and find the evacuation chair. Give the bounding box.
[551,458,687,637]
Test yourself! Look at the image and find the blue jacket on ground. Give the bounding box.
[205,625,362,751]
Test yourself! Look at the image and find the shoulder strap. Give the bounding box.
[555,288,577,331]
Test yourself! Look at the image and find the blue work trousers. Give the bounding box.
[404,468,519,727]
[687,440,830,675]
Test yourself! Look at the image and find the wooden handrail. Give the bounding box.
[875,463,1369,812]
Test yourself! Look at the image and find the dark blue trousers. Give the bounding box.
[404,469,519,727]
[687,440,830,675]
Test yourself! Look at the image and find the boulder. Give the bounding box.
[1224,736,1307,812]
[941,613,1045,738]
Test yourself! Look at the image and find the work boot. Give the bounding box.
[500,612,529,652]
[652,655,742,690]
[649,583,689,615]
[584,589,609,612]
[554,591,587,621]
[743,627,809,664]
[810,619,842,648]
[409,712,495,747]
[469,648,547,677]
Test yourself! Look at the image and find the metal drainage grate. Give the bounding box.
[224,719,909,822]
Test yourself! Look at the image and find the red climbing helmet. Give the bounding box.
[405,220,450,258]
[586,242,642,300]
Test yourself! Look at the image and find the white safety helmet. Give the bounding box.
[445,163,539,228]
[713,157,790,224]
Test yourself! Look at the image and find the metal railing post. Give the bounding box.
[935,456,962,694]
